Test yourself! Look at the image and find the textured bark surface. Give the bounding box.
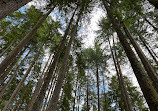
[0,49,31,98]
[122,22,158,93]
[46,11,82,111]
[31,9,76,111]
[0,6,54,75]
[0,47,26,85]
[108,38,131,111]
[26,54,52,111]
[2,48,41,111]
[103,1,158,110]
[0,0,32,20]
[138,34,158,65]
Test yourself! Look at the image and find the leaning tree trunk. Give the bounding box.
[31,9,76,111]
[122,22,158,93]
[2,47,41,111]
[0,38,16,57]
[108,38,131,111]
[12,84,28,111]
[0,49,31,98]
[147,0,158,9]
[0,6,55,75]
[103,1,158,110]
[0,0,32,20]
[138,33,158,65]
[46,11,82,111]
[0,47,27,84]
[144,17,158,31]
[26,54,52,111]
[113,37,133,111]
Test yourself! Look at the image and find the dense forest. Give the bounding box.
[0,0,158,111]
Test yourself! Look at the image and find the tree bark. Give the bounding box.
[87,81,90,111]
[2,47,41,111]
[0,38,16,57]
[0,49,31,98]
[96,67,100,111]
[0,46,27,85]
[122,21,158,93]
[138,33,158,65]
[26,54,52,111]
[31,9,76,111]
[46,10,82,111]
[108,38,131,111]
[0,6,55,75]
[144,17,158,31]
[0,0,32,20]
[103,1,158,110]
[113,37,133,111]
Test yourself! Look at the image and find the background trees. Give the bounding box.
[0,0,158,110]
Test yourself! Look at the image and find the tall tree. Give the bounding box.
[102,1,158,110]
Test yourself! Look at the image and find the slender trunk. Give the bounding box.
[78,94,80,111]
[0,39,16,57]
[113,37,133,111]
[0,0,32,20]
[2,47,41,111]
[122,22,158,93]
[147,0,158,9]
[102,77,107,111]
[149,46,158,59]
[144,18,158,31]
[0,6,55,74]
[32,9,76,111]
[26,54,52,111]
[46,11,82,111]
[12,86,28,111]
[0,49,31,98]
[108,38,130,111]
[73,97,75,111]
[42,76,55,111]
[87,81,89,111]
[138,34,158,65]
[96,67,100,111]
[0,47,27,84]
[103,1,158,110]
[1,19,26,40]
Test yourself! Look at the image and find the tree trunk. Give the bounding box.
[122,21,158,93]
[2,47,41,111]
[0,47,27,85]
[96,67,100,111]
[147,0,158,9]
[0,49,31,98]
[0,0,32,20]
[138,33,158,65]
[12,86,28,111]
[113,37,133,111]
[45,10,82,111]
[0,38,16,57]
[103,1,158,110]
[108,38,131,111]
[87,81,89,111]
[144,17,158,31]
[0,6,55,75]
[31,9,76,111]
[26,54,52,111]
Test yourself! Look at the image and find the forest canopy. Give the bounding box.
[0,0,158,111]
